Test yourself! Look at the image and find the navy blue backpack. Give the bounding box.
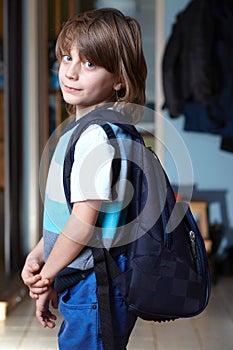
[62,108,211,350]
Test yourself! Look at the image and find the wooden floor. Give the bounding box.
[0,276,233,349]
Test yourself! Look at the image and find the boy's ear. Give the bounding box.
[114,82,124,91]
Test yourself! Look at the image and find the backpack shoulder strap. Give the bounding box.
[63,117,125,350]
[63,117,122,211]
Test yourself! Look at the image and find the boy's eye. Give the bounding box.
[63,55,72,62]
[84,60,95,69]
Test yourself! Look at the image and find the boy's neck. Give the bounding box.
[75,106,96,120]
[75,102,112,120]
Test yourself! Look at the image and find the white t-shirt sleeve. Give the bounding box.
[70,124,115,202]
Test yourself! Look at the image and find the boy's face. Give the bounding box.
[59,46,119,115]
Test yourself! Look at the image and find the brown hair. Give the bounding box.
[56,8,147,113]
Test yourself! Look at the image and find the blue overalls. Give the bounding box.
[58,254,137,349]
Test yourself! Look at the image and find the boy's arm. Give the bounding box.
[22,236,44,267]
[39,200,102,284]
[21,237,50,297]
[36,287,58,328]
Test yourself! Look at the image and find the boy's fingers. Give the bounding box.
[36,310,56,329]
[25,276,49,290]
[32,262,41,271]
[29,291,39,299]
[24,274,41,287]
[25,261,41,275]
[32,278,50,288]
[28,280,50,299]
[29,286,49,296]
[42,319,56,329]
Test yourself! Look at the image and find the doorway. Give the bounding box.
[0,0,24,295]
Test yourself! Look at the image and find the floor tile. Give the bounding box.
[0,277,233,350]
[128,319,156,349]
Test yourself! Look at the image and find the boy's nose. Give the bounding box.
[65,64,80,80]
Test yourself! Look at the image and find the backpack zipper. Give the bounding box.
[189,231,197,258]
[189,230,207,276]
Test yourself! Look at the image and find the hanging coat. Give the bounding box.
[162,0,215,118]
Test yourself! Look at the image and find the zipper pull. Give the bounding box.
[189,231,197,258]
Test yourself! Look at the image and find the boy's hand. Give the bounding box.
[36,287,58,328]
[21,258,50,299]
